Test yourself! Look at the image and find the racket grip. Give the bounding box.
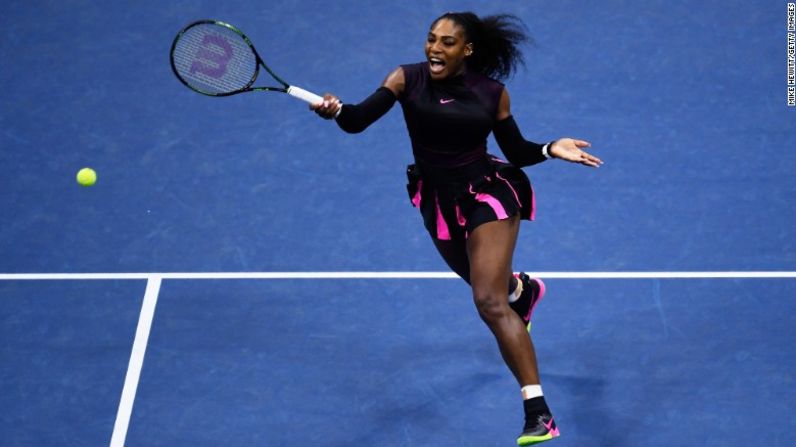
[288,86,342,118]
[287,86,323,105]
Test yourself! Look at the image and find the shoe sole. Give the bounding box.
[517,431,559,445]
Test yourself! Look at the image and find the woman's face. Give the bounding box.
[425,18,472,80]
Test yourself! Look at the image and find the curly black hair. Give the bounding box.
[432,12,531,81]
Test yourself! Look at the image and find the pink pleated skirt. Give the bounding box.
[406,154,536,241]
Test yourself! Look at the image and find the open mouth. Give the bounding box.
[429,57,446,74]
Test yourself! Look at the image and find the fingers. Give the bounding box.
[573,139,591,148]
[579,150,603,168]
[311,93,342,119]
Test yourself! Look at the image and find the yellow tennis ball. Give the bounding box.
[76,167,97,187]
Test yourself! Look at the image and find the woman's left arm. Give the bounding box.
[494,88,603,168]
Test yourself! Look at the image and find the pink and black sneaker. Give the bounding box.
[509,272,546,332]
[517,396,560,445]
[517,412,560,445]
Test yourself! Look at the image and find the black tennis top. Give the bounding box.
[397,62,504,168]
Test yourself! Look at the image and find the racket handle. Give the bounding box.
[287,86,323,105]
[287,86,342,118]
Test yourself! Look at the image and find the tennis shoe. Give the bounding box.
[509,273,546,332]
[517,412,560,446]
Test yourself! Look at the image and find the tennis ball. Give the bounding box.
[76,167,97,187]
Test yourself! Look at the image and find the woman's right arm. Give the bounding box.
[311,67,404,134]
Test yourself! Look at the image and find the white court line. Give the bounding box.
[109,276,161,447]
[1,271,796,280]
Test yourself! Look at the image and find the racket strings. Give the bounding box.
[172,23,258,95]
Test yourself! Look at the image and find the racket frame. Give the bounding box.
[169,19,321,103]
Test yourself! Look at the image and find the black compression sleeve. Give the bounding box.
[335,87,397,134]
[492,116,549,168]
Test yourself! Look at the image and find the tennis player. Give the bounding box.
[312,12,602,445]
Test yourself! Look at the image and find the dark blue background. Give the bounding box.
[1,1,794,446]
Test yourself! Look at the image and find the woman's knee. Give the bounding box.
[472,287,509,322]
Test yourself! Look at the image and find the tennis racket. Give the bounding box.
[170,19,329,107]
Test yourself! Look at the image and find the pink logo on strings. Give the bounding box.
[190,34,233,78]
[439,98,455,104]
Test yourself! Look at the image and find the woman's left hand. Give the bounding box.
[549,138,603,168]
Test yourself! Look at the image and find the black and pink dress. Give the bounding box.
[398,62,536,241]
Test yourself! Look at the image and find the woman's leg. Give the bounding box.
[433,239,517,292]
[432,238,471,283]
[465,215,540,386]
[432,217,558,444]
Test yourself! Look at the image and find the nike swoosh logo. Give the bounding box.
[543,418,560,436]
[439,98,455,104]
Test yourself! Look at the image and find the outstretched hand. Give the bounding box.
[549,138,603,168]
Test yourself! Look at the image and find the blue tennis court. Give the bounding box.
[2,1,795,446]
